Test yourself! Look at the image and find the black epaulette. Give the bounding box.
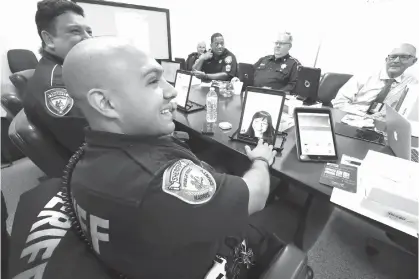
[289,56,301,65]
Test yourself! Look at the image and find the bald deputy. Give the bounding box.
[62,37,283,279]
[253,32,301,93]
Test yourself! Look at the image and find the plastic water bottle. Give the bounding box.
[206,87,218,122]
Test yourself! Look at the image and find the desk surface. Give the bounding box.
[174,85,393,196]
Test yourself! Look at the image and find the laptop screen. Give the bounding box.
[174,71,191,107]
[239,89,284,145]
[161,61,181,83]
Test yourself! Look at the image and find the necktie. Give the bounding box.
[374,78,395,103]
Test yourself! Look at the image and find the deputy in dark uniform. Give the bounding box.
[192,33,238,81]
[253,32,301,93]
[61,37,281,279]
[186,41,206,71]
[7,179,114,279]
[23,0,92,155]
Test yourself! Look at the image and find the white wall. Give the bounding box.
[1,0,418,95]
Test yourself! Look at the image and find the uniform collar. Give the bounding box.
[42,50,65,65]
[85,129,174,148]
[379,66,403,83]
[213,48,229,60]
[270,53,290,62]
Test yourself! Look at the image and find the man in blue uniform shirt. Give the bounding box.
[61,37,280,279]
[23,0,92,155]
[253,32,301,93]
[192,33,238,81]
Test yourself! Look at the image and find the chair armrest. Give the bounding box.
[8,110,70,177]
[1,92,23,116]
[260,244,311,279]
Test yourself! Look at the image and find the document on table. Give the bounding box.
[330,152,418,237]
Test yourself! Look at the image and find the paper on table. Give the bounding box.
[331,151,418,237]
[340,114,374,128]
[201,82,212,88]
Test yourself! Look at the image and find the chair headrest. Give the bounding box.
[7,49,38,73]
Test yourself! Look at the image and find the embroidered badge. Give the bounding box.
[162,159,217,204]
[44,88,74,116]
[226,65,231,72]
[225,56,232,64]
[281,64,287,69]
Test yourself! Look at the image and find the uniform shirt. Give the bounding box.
[70,130,250,279]
[186,52,200,71]
[23,51,88,154]
[201,48,238,80]
[332,67,419,116]
[8,178,113,279]
[253,54,301,92]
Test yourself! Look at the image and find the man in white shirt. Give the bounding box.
[332,43,418,119]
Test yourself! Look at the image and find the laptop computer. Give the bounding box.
[293,66,321,105]
[386,105,418,163]
[173,70,205,113]
[161,60,181,85]
[238,63,254,92]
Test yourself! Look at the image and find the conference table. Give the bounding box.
[174,85,393,197]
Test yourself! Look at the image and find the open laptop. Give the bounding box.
[161,60,181,85]
[173,70,205,113]
[293,66,321,105]
[386,105,418,163]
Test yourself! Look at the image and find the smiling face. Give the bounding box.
[42,11,92,59]
[252,117,268,137]
[385,44,417,78]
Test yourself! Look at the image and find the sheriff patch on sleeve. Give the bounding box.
[44,88,74,116]
[162,159,217,204]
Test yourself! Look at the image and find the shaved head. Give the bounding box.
[386,43,417,78]
[63,37,177,136]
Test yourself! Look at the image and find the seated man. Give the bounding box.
[253,32,301,93]
[192,33,238,81]
[186,41,207,71]
[332,43,418,118]
[23,0,92,155]
[7,179,114,279]
[62,37,281,279]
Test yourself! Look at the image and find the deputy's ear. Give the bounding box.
[41,30,55,49]
[86,89,119,119]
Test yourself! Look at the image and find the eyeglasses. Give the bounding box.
[274,41,291,46]
[387,55,413,62]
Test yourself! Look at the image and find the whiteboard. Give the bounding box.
[76,0,172,60]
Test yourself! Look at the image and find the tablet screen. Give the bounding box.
[297,112,336,156]
[161,61,181,83]
[239,90,284,145]
[174,72,191,107]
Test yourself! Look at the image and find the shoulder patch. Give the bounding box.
[44,88,74,116]
[162,159,217,204]
[225,56,232,64]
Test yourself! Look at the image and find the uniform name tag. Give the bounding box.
[162,159,217,204]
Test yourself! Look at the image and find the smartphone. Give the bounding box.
[202,122,215,135]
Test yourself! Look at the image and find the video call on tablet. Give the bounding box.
[238,86,286,146]
[294,107,338,162]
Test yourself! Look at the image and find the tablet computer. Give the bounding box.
[237,86,286,146]
[173,70,205,113]
[294,107,338,162]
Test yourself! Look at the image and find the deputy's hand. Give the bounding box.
[245,139,277,166]
[200,51,213,61]
[193,70,206,79]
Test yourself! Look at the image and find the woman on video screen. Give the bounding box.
[244,111,275,144]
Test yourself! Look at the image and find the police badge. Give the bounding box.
[44,88,74,116]
[281,64,287,69]
[162,159,217,204]
[225,56,232,64]
[226,65,231,72]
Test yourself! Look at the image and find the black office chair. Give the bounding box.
[238,63,254,92]
[175,58,186,70]
[317,72,353,106]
